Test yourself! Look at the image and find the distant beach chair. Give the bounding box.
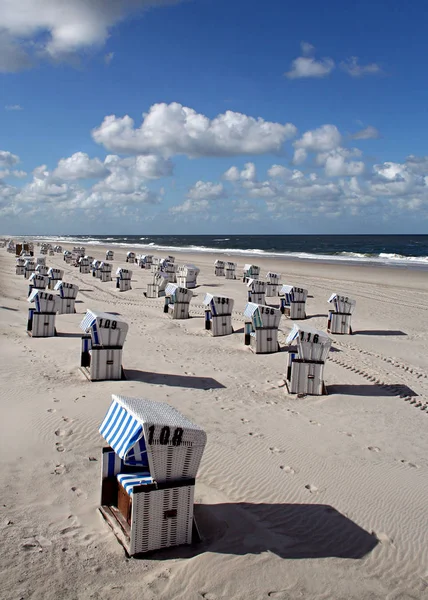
[24,259,36,279]
[78,256,91,274]
[27,289,58,337]
[243,264,260,283]
[47,267,64,289]
[163,283,193,319]
[244,302,281,354]
[327,294,356,334]
[116,267,132,292]
[214,260,225,277]
[285,324,331,395]
[54,245,63,253]
[146,272,170,298]
[176,265,200,289]
[137,254,153,269]
[54,280,79,314]
[266,272,281,297]
[79,310,128,381]
[99,262,113,282]
[225,261,237,280]
[91,259,102,278]
[106,250,114,260]
[35,264,49,276]
[203,293,234,336]
[36,256,46,267]
[279,285,308,320]
[160,259,177,282]
[126,251,136,263]
[98,394,206,555]
[63,250,73,264]
[16,257,25,276]
[247,278,266,305]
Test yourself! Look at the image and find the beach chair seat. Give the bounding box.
[117,472,153,495]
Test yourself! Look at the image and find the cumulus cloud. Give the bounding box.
[341,57,382,77]
[318,148,365,177]
[405,155,428,175]
[285,56,335,79]
[171,180,225,213]
[293,125,341,163]
[53,152,108,180]
[0,150,20,168]
[92,102,297,157]
[0,0,182,71]
[352,126,380,140]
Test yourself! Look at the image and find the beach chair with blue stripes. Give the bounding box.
[203,293,234,336]
[225,261,237,280]
[99,262,112,282]
[163,283,193,319]
[327,293,356,334]
[285,324,331,395]
[98,394,207,555]
[28,272,48,297]
[47,267,64,289]
[266,272,281,297]
[27,289,58,337]
[247,278,266,305]
[79,310,128,381]
[116,267,132,292]
[35,264,49,276]
[54,280,79,314]
[137,254,153,269]
[126,251,136,263]
[279,285,308,319]
[244,302,281,353]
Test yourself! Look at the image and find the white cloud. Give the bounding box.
[0,150,20,168]
[240,162,257,182]
[53,152,108,180]
[341,57,382,77]
[223,166,240,182]
[285,56,335,79]
[0,0,182,71]
[5,104,23,111]
[293,125,342,164]
[405,155,428,176]
[92,102,297,157]
[300,41,315,56]
[171,180,226,213]
[352,126,380,140]
[293,148,307,165]
[321,149,365,177]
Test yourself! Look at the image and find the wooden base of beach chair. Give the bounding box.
[327,312,352,334]
[285,361,326,396]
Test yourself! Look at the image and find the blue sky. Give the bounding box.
[1,0,427,234]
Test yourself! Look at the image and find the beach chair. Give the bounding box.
[28,272,48,297]
[176,265,200,289]
[99,262,113,283]
[79,310,128,381]
[214,260,225,277]
[54,245,63,253]
[146,272,170,298]
[247,279,266,305]
[78,256,91,274]
[27,289,58,337]
[285,324,331,395]
[106,250,114,261]
[279,285,308,320]
[116,267,132,292]
[163,283,193,319]
[126,252,136,263]
[47,267,64,290]
[225,262,237,280]
[327,294,356,334]
[16,257,25,276]
[266,272,281,297]
[244,302,281,354]
[54,280,79,314]
[243,264,260,283]
[203,294,234,336]
[63,250,73,264]
[98,394,207,555]
[35,264,49,276]
[36,256,46,267]
[24,260,36,279]
[91,259,102,278]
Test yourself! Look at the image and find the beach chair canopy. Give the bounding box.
[29,273,47,285]
[16,258,25,266]
[267,271,280,281]
[116,267,132,276]
[92,259,101,268]
[244,302,281,328]
[328,293,356,314]
[247,278,266,291]
[28,289,58,313]
[54,280,79,298]
[99,395,206,477]
[286,323,331,362]
[24,259,35,267]
[280,285,308,302]
[127,251,136,258]
[203,293,234,314]
[80,309,129,347]
[214,259,225,267]
[48,267,63,278]
[165,283,193,302]
[100,262,112,271]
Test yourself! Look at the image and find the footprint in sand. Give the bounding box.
[47,408,56,413]
[240,418,250,424]
[305,484,319,494]
[62,417,73,423]
[248,432,264,438]
[71,487,83,497]
[269,447,284,454]
[55,429,73,437]
[339,431,355,437]
[368,446,381,452]
[371,531,394,545]
[56,443,65,453]
[400,459,419,469]
[309,420,321,426]
[280,465,295,474]
[52,464,66,475]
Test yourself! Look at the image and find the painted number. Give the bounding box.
[147,425,184,446]
[98,318,117,329]
[300,331,320,343]
[261,307,275,315]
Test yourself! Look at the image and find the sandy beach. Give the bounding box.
[0,242,427,600]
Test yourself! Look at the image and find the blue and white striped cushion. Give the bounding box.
[117,472,153,495]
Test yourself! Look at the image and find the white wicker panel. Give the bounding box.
[250,328,278,354]
[328,312,352,334]
[289,361,325,395]
[30,312,56,337]
[210,315,233,336]
[90,348,123,381]
[168,302,190,319]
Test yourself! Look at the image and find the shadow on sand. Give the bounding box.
[328,383,417,397]
[354,330,407,336]
[124,369,225,390]
[135,502,378,561]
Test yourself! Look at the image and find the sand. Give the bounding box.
[0,242,427,600]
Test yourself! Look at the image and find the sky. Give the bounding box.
[1,0,428,235]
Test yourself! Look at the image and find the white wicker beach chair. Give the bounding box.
[203,293,234,336]
[327,293,356,334]
[27,289,58,337]
[285,324,331,395]
[244,302,281,353]
[163,283,193,319]
[279,285,308,320]
[116,267,132,291]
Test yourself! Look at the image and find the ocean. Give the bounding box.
[30,234,428,268]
